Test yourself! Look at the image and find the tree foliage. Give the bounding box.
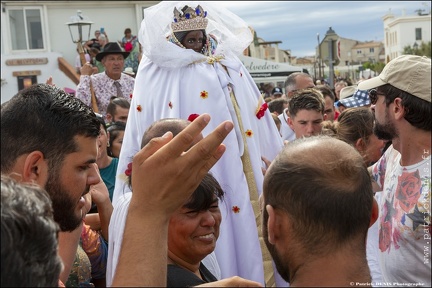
[403,41,431,58]
[362,61,386,74]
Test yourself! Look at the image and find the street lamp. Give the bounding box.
[317,33,322,80]
[413,42,419,54]
[65,10,93,45]
[325,26,337,89]
[65,10,98,113]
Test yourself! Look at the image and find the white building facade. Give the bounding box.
[383,9,431,63]
[1,0,158,103]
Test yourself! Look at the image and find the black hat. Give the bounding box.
[96,42,130,62]
[272,87,283,95]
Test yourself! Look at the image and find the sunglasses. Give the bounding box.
[368,89,385,105]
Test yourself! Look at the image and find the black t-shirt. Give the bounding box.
[167,262,217,287]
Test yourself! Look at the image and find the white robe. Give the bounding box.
[108,2,286,286]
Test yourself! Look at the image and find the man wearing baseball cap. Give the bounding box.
[358,55,431,286]
[271,87,283,99]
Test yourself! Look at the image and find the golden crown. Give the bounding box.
[171,5,208,33]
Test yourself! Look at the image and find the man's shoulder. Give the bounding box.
[120,74,135,85]
[121,74,135,82]
[92,72,107,80]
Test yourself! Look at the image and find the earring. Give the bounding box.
[107,142,110,147]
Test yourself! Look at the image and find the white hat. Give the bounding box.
[358,55,431,102]
[339,85,356,100]
[123,67,135,76]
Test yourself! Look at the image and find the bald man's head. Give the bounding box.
[263,136,373,255]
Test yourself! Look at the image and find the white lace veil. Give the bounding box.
[138,1,253,68]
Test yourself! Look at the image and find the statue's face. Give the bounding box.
[181,30,205,53]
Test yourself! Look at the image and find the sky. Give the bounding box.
[208,1,430,57]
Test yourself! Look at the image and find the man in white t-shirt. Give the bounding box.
[359,55,431,286]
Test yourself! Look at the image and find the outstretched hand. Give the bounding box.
[113,114,234,287]
[130,113,233,216]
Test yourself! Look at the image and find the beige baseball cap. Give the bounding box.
[358,55,431,102]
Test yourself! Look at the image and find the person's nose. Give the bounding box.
[88,164,101,186]
[200,210,216,227]
[194,42,203,50]
[306,123,314,134]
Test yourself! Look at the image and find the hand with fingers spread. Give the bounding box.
[129,114,232,215]
[112,114,233,287]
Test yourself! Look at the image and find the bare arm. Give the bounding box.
[58,221,83,283]
[88,165,112,241]
[112,114,233,287]
[196,276,263,287]
[366,165,380,193]
[84,213,101,231]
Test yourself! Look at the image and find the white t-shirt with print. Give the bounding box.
[371,145,431,286]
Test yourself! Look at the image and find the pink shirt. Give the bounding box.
[75,72,134,116]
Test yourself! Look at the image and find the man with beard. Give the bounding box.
[1,84,235,286]
[1,84,101,284]
[262,135,379,286]
[358,55,431,286]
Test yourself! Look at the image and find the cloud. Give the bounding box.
[208,1,428,57]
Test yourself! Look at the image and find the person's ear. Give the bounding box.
[266,204,289,246]
[393,98,405,120]
[355,138,365,152]
[369,197,379,227]
[266,204,277,245]
[106,113,113,123]
[287,116,294,130]
[22,151,49,186]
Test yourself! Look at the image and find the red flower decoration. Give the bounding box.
[169,101,173,109]
[245,129,253,137]
[200,91,209,99]
[395,170,422,213]
[188,113,200,122]
[232,206,240,213]
[129,93,133,99]
[125,162,132,177]
[136,105,142,112]
[256,102,268,119]
[379,220,392,252]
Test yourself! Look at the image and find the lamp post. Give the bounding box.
[65,10,93,48]
[413,42,419,55]
[325,27,337,89]
[65,10,99,112]
[317,33,322,80]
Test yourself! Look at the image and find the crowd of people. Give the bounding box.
[1,1,430,287]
